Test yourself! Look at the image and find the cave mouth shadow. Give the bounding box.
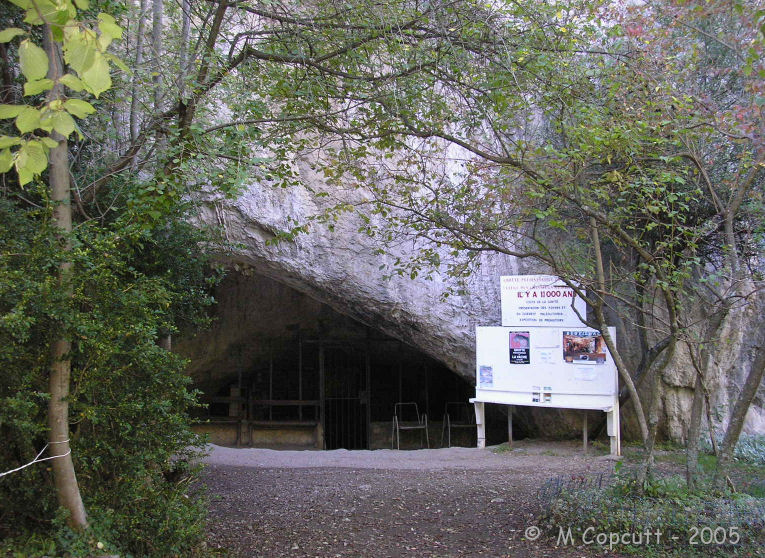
[183,270,475,450]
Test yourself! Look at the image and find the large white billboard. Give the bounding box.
[500,275,586,328]
[475,326,618,410]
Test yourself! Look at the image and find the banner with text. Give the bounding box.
[500,274,586,328]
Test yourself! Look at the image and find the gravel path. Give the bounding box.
[203,444,553,470]
[200,441,623,557]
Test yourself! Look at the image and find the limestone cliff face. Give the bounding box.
[197,158,519,381]
[192,157,764,441]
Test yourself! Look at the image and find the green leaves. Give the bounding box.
[0,105,24,119]
[17,141,47,174]
[0,136,22,149]
[2,136,63,185]
[63,99,95,118]
[0,149,12,172]
[24,78,54,96]
[18,40,49,81]
[0,3,122,186]
[15,106,41,133]
[15,0,75,26]
[63,28,97,74]
[62,19,122,98]
[59,73,85,92]
[13,140,48,185]
[80,55,111,98]
[97,13,123,46]
[0,28,25,43]
[51,111,76,138]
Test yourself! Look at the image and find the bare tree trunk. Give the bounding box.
[685,300,731,490]
[129,0,147,146]
[690,151,764,490]
[685,373,704,490]
[0,43,14,104]
[636,339,675,486]
[152,0,163,113]
[636,273,679,487]
[45,26,87,530]
[637,369,661,485]
[178,0,191,98]
[159,333,171,351]
[708,158,763,489]
[714,304,765,489]
[590,219,649,443]
[593,210,680,488]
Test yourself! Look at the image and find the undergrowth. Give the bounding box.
[539,465,765,557]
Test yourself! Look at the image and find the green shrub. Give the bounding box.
[540,470,765,556]
[700,434,765,465]
[0,199,220,557]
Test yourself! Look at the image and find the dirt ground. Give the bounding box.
[200,440,627,557]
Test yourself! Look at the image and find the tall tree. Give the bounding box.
[1,0,124,529]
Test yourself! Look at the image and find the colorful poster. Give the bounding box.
[479,365,494,387]
[563,331,607,364]
[508,331,530,364]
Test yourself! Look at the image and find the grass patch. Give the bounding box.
[702,434,765,465]
[490,442,515,453]
[539,469,765,557]
[650,448,765,498]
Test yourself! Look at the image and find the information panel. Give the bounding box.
[475,326,617,410]
[500,275,586,327]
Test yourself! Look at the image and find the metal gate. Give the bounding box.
[321,344,369,449]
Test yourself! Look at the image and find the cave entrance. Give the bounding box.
[183,270,474,450]
[195,333,472,450]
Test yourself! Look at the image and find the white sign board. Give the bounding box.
[500,275,586,328]
[475,326,617,410]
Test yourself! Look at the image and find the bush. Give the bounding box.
[700,434,765,465]
[0,199,220,557]
[540,469,765,556]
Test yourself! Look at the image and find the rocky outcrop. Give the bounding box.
[192,156,764,441]
[198,158,519,381]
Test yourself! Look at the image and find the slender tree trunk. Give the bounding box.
[685,373,704,490]
[0,43,14,104]
[152,0,163,113]
[637,368,661,485]
[591,217,678,485]
[159,333,171,351]
[590,219,649,443]
[714,305,765,489]
[178,0,191,98]
[179,1,227,133]
[129,0,147,146]
[706,154,765,489]
[45,27,87,530]
[636,337,675,486]
[636,276,679,487]
[685,300,731,490]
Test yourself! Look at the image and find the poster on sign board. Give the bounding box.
[479,365,493,387]
[508,331,530,364]
[563,330,607,364]
[500,275,586,327]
